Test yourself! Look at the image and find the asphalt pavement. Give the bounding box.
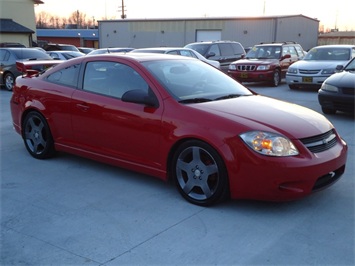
[1,81,354,266]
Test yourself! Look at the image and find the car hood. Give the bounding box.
[291,60,348,69]
[235,58,279,64]
[192,95,332,139]
[325,71,355,87]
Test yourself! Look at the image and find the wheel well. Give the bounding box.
[166,137,225,182]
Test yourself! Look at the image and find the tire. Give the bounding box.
[4,72,15,91]
[321,107,336,115]
[270,69,281,87]
[172,140,229,206]
[22,111,55,159]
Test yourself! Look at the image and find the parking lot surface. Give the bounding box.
[1,81,354,266]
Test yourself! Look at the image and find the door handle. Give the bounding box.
[76,103,90,112]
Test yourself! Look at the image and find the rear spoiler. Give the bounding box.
[16,60,64,77]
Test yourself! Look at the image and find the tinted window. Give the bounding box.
[46,64,80,87]
[218,43,234,56]
[12,49,51,60]
[231,43,245,54]
[208,44,220,56]
[83,61,148,98]
[0,49,9,61]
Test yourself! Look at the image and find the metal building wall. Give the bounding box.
[99,15,319,51]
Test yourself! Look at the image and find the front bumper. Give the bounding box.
[228,70,274,82]
[227,136,348,201]
[286,74,329,89]
[318,90,355,113]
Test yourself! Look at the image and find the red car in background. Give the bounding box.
[10,54,347,206]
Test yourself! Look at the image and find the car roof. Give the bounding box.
[132,47,193,52]
[312,44,355,49]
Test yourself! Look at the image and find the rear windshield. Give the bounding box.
[13,49,52,60]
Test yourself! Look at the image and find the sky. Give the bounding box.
[35,0,355,31]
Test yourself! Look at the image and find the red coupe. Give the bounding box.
[10,53,348,206]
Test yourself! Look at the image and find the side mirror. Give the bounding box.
[335,65,344,72]
[121,89,159,107]
[206,52,216,59]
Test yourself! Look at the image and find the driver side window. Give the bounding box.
[83,61,149,98]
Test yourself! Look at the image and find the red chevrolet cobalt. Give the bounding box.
[10,54,348,206]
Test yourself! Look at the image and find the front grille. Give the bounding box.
[300,129,337,153]
[299,69,320,75]
[236,65,256,71]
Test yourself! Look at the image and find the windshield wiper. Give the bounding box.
[215,94,244,100]
[179,98,212,103]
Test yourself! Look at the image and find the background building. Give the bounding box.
[0,0,42,46]
[98,15,319,51]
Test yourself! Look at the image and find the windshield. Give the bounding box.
[344,58,355,71]
[185,44,209,56]
[245,46,281,59]
[143,59,253,103]
[304,47,350,61]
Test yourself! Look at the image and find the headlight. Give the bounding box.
[321,68,336,74]
[287,68,298,74]
[256,65,270,71]
[229,64,236,70]
[321,83,338,92]
[240,131,299,156]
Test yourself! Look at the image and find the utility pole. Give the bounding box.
[119,0,127,19]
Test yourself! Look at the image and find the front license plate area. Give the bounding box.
[240,73,248,78]
[302,77,313,82]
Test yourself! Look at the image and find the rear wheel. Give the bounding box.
[4,72,15,91]
[22,111,55,159]
[172,140,229,206]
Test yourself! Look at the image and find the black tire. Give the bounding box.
[270,69,281,87]
[321,107,336,115]
[22,111,55,159]
[4,72,15,91]
[172,140,229,206]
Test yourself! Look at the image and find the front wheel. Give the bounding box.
[270,69,281,87]
[172,140,229,206]
[22,111,55,159]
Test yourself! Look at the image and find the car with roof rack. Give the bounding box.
[228,42,306,87]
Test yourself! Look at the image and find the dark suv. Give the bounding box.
[43,43,80,52]
[184,41,246,72]
[228,42,306,86]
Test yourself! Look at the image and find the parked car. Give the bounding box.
[11,54,347,206]
[43,43,80,52]
[286,44,355,90]
[47,50,85,60]
[0,42,26,48]
[87,47,134,55]
[318,57,355,114]
[184,40,245,72]
[130,47,220,69]
[0,47,52,90]
[228,42,306,87]
[78,47,95,54]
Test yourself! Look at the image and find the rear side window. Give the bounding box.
[46,64,80,87]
